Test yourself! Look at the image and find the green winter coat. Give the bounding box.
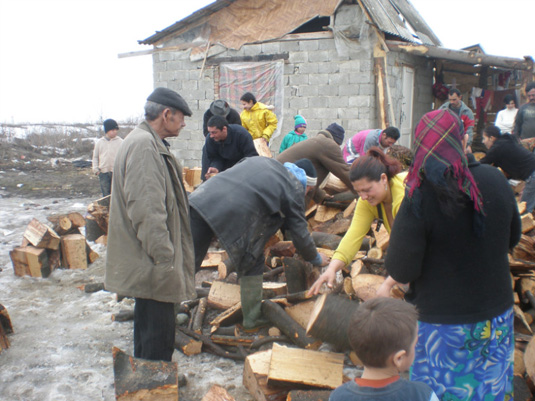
[279,131,308,153]
[105,121,196,304]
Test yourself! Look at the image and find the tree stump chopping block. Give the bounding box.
[112,347,178,401]
[261,300,321,350]
[306,293,359,351]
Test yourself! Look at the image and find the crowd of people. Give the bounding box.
[94,82,535,400]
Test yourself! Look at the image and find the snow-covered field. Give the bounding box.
[0,197,251,401]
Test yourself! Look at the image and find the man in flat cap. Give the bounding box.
[105,87,196,361]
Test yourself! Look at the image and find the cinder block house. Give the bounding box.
[136,0,533,166]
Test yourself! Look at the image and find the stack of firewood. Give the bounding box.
[9,211,99,278]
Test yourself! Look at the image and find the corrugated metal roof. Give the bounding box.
[360,0,440,46]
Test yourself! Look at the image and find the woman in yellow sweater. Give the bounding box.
[309,147,406,295]
[240,92,278,143]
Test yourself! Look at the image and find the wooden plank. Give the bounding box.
[23,218,60,250]
[61,234,87,270]
[267,343,344,389]
[243,349,288,401]
[10,246,50,278]
[253,138,272,158]
[112,347,178,401]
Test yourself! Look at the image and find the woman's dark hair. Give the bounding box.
[240,92,257,104]
[430,173,470,218]
[483,124,501,139]
[349,147,402,182]
[503,94,516,107]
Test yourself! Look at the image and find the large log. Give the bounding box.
[283,257,310,294]
[310,232,342,250]
[243,349,288,401]
[306,293,359,351]
[112,347,178,401]
[261,300,321,350]
[10,246,51,278]
[266,343,344,389]
[266,241,296,258]
[85,215,105,242]
[202,384,236,401]
[351,274,385,301]
[312,219,351,236]
[61,234,87,270]
[23,218,60,250]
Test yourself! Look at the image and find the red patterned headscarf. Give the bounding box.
[406,109,485,231]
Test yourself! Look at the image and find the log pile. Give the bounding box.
[9,211,99,278]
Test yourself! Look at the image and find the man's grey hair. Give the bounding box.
[144,101,179,121]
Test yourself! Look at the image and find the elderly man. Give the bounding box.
[189,157,328,331]
[439,88,475,150]
[277,123,356,204]
[342,126,400,164]
[105,87,196,361]
[202,115,258,180]
[514,82,535,139]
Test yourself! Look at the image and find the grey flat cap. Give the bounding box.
[147,87,192,117]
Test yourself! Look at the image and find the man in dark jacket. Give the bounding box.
[202,115,258,180]
[189,157,328,330]
[514,82,535,139]
[277,123,356,203]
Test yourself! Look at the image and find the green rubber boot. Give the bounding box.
[240,275,270,331]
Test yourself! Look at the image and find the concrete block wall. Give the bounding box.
[151,35,431,167]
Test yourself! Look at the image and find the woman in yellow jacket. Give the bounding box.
[240,92,278,143]
[309,147,406,295]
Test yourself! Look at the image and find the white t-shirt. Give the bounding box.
[495,108,518,134]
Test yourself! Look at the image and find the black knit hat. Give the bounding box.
[326,123,345,145]
[103,119,119,133]
[294,158,317,178]
[147,87,192,117]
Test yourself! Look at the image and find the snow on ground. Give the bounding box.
[0,197,252,401]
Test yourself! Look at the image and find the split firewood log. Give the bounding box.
[201,384,235,401]
[266,241,296,258]
[266,343,344,390]
[513,235,535,262]
[314,205,340,223]
[283,257,318,294]
[192,297,207,334]
[524,335,535,383]
[253,138,272,157]
[112,347,178,400]
[306,293,358,351]
[522,213,535,234]
[23,218,60,250]
[243,349,288,401]
[285,300,316,329]
[10,246,51,278]
[61,234,87,269]
[261,300,321,350]
[175,330,202,356]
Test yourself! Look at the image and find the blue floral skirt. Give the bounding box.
[410,307,514,401]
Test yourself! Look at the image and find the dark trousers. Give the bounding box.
[190,206,214,272]
[99,172,112,197]
[190,206,265,277]
[133,298,175,361]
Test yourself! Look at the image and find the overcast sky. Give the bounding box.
[0,0,533,124]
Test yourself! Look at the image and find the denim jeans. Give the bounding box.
[521,170,535,213]
[99,172,112,197]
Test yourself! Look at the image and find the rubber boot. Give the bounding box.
[240,275,270,332]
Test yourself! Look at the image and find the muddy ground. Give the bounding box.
[0,141,102,199]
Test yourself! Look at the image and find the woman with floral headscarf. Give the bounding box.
[383,109,521,400]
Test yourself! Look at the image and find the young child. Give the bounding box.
[279,115,308,153]
[329,298,438,401]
